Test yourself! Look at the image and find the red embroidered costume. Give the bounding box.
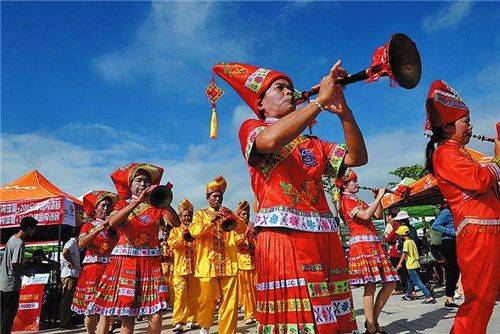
[71,191,119,315]
[338,170,399,286]
[210,62,358,334]
[86,163,170,316]
[426,80,500,333]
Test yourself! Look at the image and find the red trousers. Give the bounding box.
[451,224,500,334]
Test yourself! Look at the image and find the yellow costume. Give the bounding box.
[236,230,257,322]
[188,176,246,334]
[161,240,175,307]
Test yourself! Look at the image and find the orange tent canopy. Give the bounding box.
[0,170,82,205]
[382,147,491,209]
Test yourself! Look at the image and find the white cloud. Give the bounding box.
[231,104,254,133]
[1,124,253,211]
[422,1,472,33]
[93,2,253,95]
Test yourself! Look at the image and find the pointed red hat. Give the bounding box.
[206,63,293,138]
[83,190,119,218]
[425,80,469,130]
[110,163,164,199]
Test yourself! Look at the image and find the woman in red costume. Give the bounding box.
[71,190,119,333]
[87,163,180,334]
[425,80,499,334]
[337,169,398,334]
[211,60,367,334]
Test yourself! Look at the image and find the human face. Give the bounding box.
[449,116,473,145]
[95,198,113,220]
[258,79,295,119]
[130,171,151,196]
[346,178,359,193]
[180,210,193,226]
[240,209,250,223]
[207,191,223,210]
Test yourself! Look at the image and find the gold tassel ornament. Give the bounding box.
[206,78,225,139]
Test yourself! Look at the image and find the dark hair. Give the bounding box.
[20,216,38,232]
[425,126,447,174]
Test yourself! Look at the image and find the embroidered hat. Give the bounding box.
[425,80,469,130]
[206,175,227,195]
[237,200,250,212]
[206,62,293,138]
[178,198,194,214]
[110,163,164,199]
[83,190,119,218]
[335,168,358,188]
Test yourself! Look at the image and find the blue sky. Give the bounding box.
[2,1,499,208]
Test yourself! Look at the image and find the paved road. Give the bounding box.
[41,286,498,333]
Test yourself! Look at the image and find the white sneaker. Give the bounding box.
[173,324,183,332]
[199,328,209,334]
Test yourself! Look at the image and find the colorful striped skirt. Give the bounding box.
[86,255,168,316]
[255,228,358,334]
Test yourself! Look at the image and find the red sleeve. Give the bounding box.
[112,200,127,214]
[79,222,93,235]
[320,140,348,179]
[238,119,267,166]
[434,145,499,193]
[341,196,362,219]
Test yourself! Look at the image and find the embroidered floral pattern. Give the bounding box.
[245,126,266,161]
[255,206,338,232]
[260,136,308,180]
[245,68,272,92]
[301,264,323,272]
[82,255,112,264]
[256,278,307,291]
[280,180,322,207]
[111,246,162,257]
[210,212,227,276]
[456,217,500,235]
[348,235,380,245]
[324,143,348,178]
[257,323,316,334]
[256,298,312,313]
[221,62,248,77]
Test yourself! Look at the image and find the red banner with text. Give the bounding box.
[12,273,49,332]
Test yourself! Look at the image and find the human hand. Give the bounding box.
[316,60,351,118]
[377,188,387,198]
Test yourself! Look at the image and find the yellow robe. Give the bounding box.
[160,241,175,306]
[168,226,199,325]
[236,231,257,321]
[188,207,246,334]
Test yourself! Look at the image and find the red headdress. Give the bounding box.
[425,80,469,130]
[110,163,164,199]
[83,190,119,219]
[335,168,358,188]
[206,62,293,138]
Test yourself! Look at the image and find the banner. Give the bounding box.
[12,273,50,332]
[0,197,66,228]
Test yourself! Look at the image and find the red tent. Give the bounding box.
[0,170,82,229]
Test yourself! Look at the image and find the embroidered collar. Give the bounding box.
[342,192,357,200]
[441,139,463,148]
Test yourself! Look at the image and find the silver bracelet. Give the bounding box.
[310,99,323,110]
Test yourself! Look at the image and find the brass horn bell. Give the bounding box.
[148,185,173,209]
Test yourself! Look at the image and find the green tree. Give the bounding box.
[388,164,428,186]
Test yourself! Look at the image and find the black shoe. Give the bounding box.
[445,302,460,309]
[422,298,436,304]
